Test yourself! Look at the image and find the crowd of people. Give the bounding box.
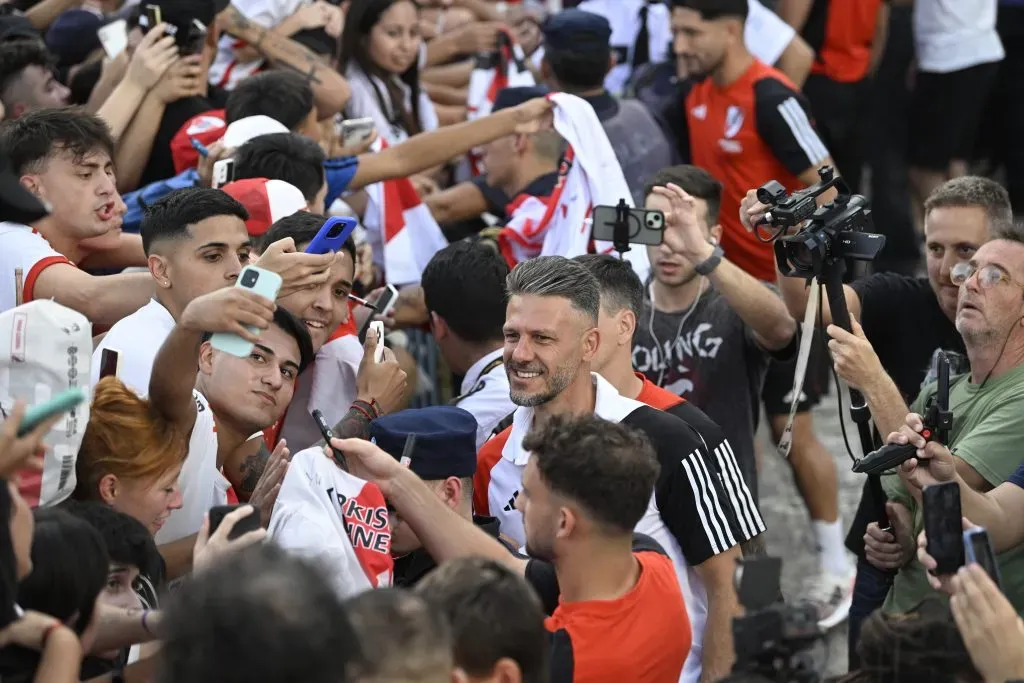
[0,0,1022,681]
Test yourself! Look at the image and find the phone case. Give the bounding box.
[590,205,666,246]
[923,482,965,575]
[358,286,398,343]
[18,387,86,437]
[964,528,1003,587]
[370,321,385,363]
[340,117,376,145]
[305,217,357,255]
[210,266,282,358]
[212,159,234,189]
[97,20,128,59]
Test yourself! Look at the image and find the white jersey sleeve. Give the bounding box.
[0,223,71,315]
[745,0,797,67]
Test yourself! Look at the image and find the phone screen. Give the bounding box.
[99,348,120,379]
[923,482,965,574]
[968,530,1002,588]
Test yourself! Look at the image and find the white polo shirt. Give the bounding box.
[90,298,175,396]
[451,348,513,449]
[0,222,72,315]
[154,390,230,545]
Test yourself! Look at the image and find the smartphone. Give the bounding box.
[304,217,357,255]
[339,117,376,147]
[17,387,86,437]
[212,158,235,189]
[358,284,398,343]
[369,321,385,363]
[98,348,120,380]
[141,4,161,32]
[209,504,262,540]
[922,481,966,575]
[210,266,283,358]
[178,19,207,56]
[964,527,1002,589]
[97,19,128,59]
[591,205,665,246]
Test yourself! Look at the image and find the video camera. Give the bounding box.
[757,166,885,280]
[720,557,823,683]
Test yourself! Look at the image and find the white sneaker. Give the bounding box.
[808,569,854,631]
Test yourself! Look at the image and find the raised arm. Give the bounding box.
[149,287,276,433]
[655,183,796,350]
[350,97,552,189]
[218,5,350,119]
[32,264,153,327]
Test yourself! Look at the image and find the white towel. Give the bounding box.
[497,92,651,281]
[362,138,449,286]
[269,447,393,599]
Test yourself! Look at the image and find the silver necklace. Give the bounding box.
[648,278,705,388]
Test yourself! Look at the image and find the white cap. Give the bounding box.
[222,115,290,149]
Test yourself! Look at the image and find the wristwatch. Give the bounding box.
[694,244,724,275]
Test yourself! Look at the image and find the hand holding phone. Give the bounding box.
[358,285,398,343]
[369,321,385,363]
[209,266,282,358]
[212,158,235,189]
[964,527,1002,589]
[209,504,262,540]
[304,217,357,255]
[338,117,376,147]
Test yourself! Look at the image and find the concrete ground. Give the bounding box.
[756,386,867,680]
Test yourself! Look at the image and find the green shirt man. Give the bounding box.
[883,362,1024,614]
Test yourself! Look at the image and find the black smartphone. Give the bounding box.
[964,528,1002,589]
[209,504,261,540]
[99,348,120,379]
[141,4,161,32]
[178,19,207,56]
[922,482,965,575]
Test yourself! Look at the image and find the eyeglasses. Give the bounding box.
[950,262,1024,289]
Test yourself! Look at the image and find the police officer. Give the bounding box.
[370,406,510,587]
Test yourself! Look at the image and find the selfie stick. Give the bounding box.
[610,198,633,257]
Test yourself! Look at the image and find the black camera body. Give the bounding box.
[759,166,886,280]
[724,557,823,683]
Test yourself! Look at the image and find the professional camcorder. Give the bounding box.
[757,166,885,280]
[720,557,824,683]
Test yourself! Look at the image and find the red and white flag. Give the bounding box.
[362,139,448,286]
[463,30,535,177]
[497,93,651,281]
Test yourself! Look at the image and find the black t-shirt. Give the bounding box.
[138,88,229,187]
[470,171,560,222]
[844,272,966,556]
[393,516,505,587]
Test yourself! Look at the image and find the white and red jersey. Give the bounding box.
[270,446,393,598]
[155,390,230,545]
[0,222,72,315]
[208,0,306,90]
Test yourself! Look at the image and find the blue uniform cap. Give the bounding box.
[541,8,612,54]
[369,406,478,480]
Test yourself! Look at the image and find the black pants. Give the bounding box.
[983,5,1024,214]
[803,74,871,194]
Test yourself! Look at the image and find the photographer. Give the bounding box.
[741,175,1011,662]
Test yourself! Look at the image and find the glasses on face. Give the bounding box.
[950,262,1024,289]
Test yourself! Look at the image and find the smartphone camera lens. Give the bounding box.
[241,269,259,288]
[328,224,343,238]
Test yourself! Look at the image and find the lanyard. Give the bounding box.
[450,357,504,405]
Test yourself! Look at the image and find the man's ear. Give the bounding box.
[710,222,724,245]
[149,254,171,289]
[198,340,216,375]
[441,476,463,510]
[617,309,636,347]
[430,311,448,341]
[581,325,600,362]
[19,173,41,197]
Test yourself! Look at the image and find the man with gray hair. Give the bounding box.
[742,174,1011,664]
[473,255,749,682]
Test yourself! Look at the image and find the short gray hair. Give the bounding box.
[924,176,1013,233]
[506,256,601,324]
[993,219,1024,246]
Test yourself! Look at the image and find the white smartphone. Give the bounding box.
[370,321,385,363]
[358,284,399,343]
[339,117,376,147]
[97,20,128,59]
[210,266,283,358]
[212,158,235,189]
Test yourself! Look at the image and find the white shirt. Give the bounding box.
[913,0,1004,73]
[155,390,230,545]
[90,298,175,396]
[744,0,797,67]
[452,349,513,449]
[279,333,362,451]
[0,222,71,315]
[577,0,671,96]
[208,0,307,89]
[344,62,439,145]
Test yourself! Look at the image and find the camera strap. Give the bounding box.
[775,283,819,458]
